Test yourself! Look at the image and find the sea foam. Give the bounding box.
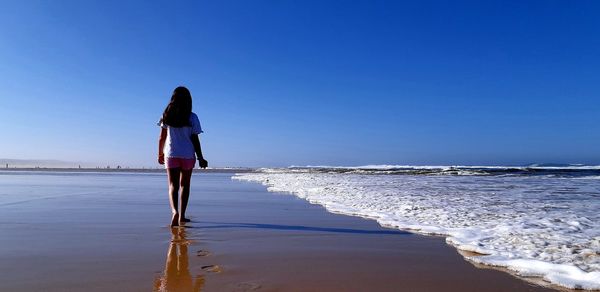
[234,167,600,290]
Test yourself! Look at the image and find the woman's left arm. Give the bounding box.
[191,134,208,168]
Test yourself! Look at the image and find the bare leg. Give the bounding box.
[167,168,181,227]
[179,168,193,223]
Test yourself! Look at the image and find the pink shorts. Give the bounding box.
[165,157,196,170]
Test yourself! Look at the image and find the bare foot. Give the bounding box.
[179,217,191,223]
[171,213,179,227]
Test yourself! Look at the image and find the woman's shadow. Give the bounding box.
[153,227,204,292]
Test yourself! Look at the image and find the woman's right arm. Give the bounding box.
[158,128,167,164]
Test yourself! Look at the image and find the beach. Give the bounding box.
[0,170,565,291]
[3,0,598,291]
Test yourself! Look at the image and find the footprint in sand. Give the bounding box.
[196,250,210,257]
[201,265,221,273]
[232,281,261,291]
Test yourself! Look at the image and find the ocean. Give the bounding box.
[234,165,600,290]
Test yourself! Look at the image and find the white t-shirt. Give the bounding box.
[158,112,203,159]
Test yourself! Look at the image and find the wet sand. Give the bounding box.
[0,171,558,291]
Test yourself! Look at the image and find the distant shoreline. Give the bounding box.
[0,167,255,174]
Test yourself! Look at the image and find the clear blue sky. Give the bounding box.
[1,1,599,167]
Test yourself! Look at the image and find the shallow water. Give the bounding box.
[234,167,600,290]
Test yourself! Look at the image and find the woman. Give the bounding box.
[158,86,208,227]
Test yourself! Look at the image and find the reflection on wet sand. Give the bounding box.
[153,227,204,292]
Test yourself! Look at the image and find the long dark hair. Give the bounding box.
[161,86,192,127]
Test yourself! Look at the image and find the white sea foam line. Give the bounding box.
[233,171,600,290]
[291,164,600,170]
[574,176,600,180]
